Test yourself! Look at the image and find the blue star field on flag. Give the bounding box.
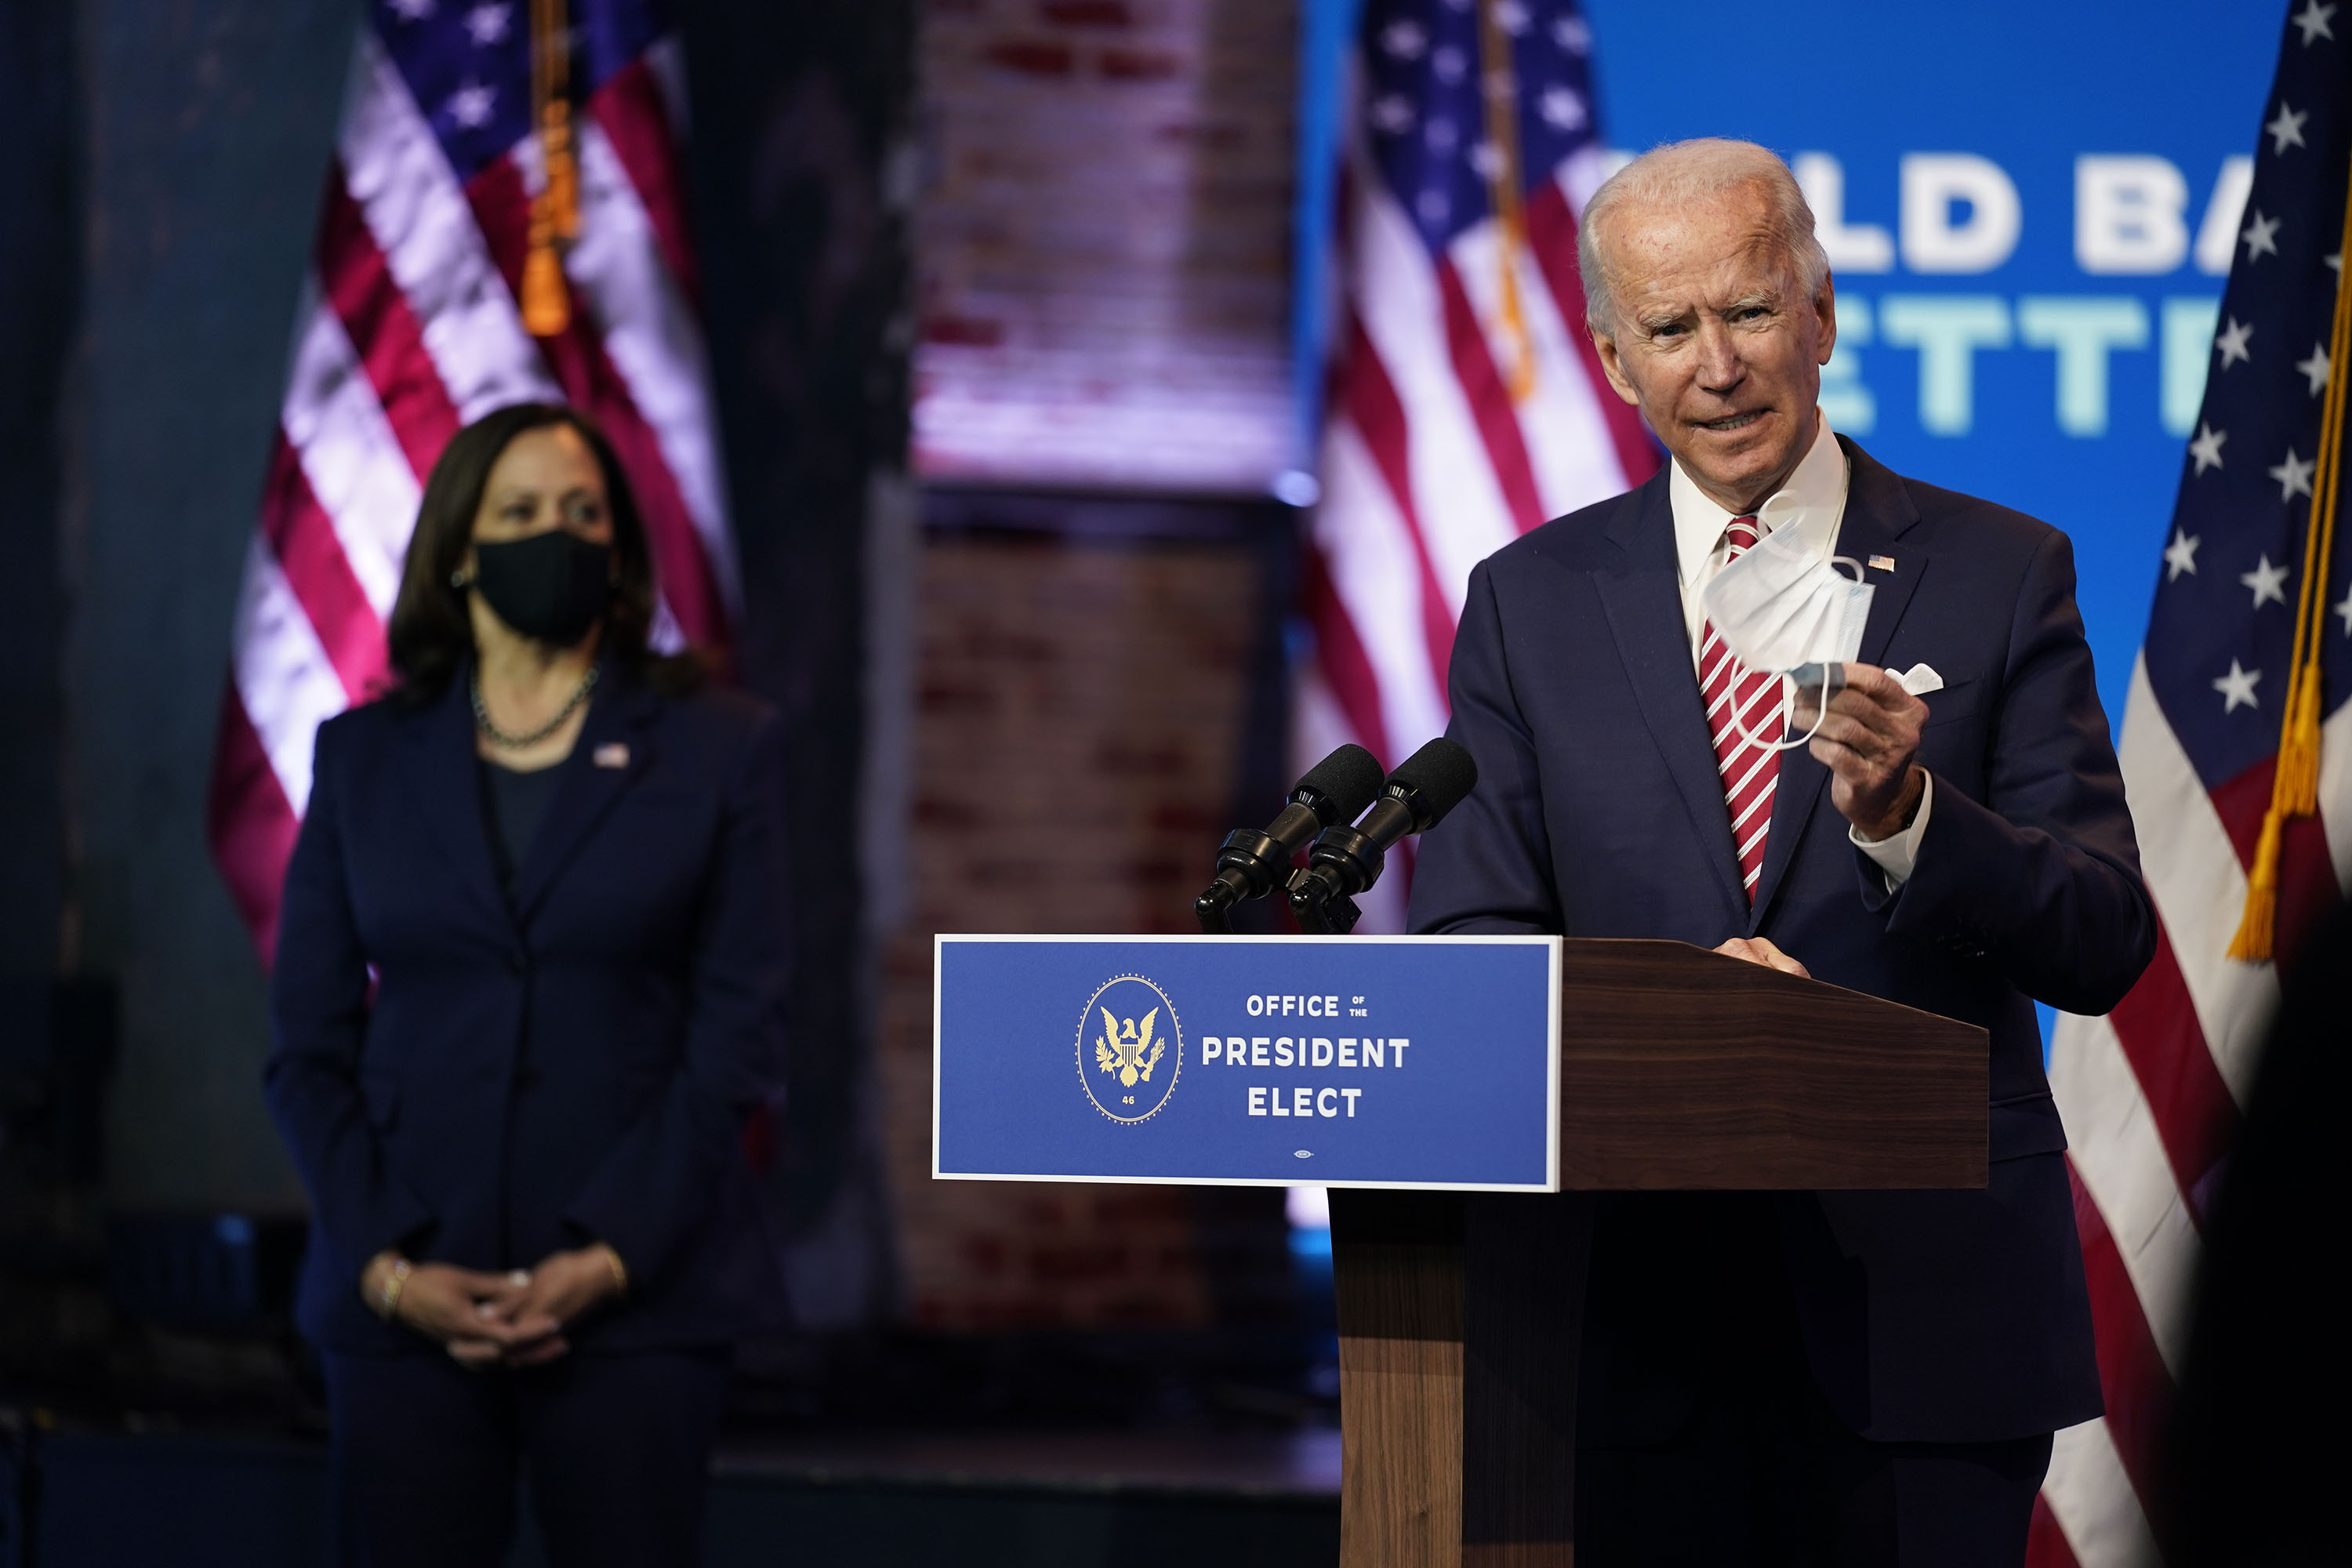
[2147,0,2352,793]
[1360,0,1606,256]
[372,0,663,181]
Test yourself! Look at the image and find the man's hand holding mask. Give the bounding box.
[1791,662,1929,842]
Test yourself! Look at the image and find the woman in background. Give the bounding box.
[265,402,789,1568]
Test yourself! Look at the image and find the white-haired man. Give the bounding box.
[1412,140,2154,1565]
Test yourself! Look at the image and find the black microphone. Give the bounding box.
[1194,745,1385,932]
[1287,738,1479,933]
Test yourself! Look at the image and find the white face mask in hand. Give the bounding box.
[1699,522,1875,752]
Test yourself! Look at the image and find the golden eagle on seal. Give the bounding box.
[1094,1006,1164,1088]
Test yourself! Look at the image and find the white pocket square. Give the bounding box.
[1896,663,1945,696]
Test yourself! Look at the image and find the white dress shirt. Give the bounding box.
[1664,412,1930,886]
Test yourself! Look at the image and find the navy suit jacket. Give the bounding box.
[1410,437,2155,1443]
[265,662,791,1354]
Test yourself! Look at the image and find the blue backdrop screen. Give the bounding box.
[1578,0,2282,728]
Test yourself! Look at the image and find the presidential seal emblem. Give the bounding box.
[1076,974,1183,1123]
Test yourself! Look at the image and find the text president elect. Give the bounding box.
[1410,140,2156,1566]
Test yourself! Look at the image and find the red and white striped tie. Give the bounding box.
[1699,517,1784,902]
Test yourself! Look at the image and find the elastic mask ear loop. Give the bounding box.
[1724,665,1837,754]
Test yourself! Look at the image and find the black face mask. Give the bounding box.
[470,530,613,646]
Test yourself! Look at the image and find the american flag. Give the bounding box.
[2038,4,2352,1561]
[206,0,734,959]
[1298,0,1656,927]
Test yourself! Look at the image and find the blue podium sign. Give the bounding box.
[933,935,1560,1190]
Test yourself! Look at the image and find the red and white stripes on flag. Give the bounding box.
[2032,7,2352,1557]
[2034,670,2352,1566]
[1298,0,1655,931]
[207,13,733,960]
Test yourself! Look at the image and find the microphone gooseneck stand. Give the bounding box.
[1287,844,1369,936]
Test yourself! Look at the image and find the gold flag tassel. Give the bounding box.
[2277,664,2325,812]
[2228,161,2352,960]
[1475,0,1535,403]
[520,0,575,338]
[2230,808,2284,964]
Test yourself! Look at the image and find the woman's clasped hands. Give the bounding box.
[361,1245,628,1367]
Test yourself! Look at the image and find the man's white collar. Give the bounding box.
[1668,414,1850,586]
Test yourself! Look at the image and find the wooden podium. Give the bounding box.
[1329,939,1989,1567]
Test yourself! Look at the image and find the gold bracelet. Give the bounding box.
[597,1244,628,1297]
[375,1257,412,1323]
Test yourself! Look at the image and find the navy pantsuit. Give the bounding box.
[325,1346,730,1568]
[265,661,790,1562]
[1410,439,2156,1559]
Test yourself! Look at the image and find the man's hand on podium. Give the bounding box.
[1713,936,1810,978]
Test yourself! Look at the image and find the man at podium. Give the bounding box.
[1410,139,2154,1566]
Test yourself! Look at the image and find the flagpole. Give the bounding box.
[521,0,575,338]
[1475,0,1536,404]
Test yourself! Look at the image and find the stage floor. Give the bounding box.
[20,1423,1342,1567]
[716,1426,1341,1495]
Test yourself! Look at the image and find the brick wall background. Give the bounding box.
[912,0,1300,493]
[888,0,1308,1338]
[879,517,1298,1331]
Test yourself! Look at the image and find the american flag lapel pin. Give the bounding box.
[1867,554,1896,572]
[593,742,630,770]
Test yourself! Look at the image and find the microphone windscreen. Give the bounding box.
[1388,738,1479,824]
[1295,743,1385,825]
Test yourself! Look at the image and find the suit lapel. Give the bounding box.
[398,670,513,933]
[510,670,659,921]
[1837,441,1929,671]
[1594,476,1748,913]
[1749,438,1929,928]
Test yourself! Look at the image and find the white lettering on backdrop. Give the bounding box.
[1723,153,2245,440]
